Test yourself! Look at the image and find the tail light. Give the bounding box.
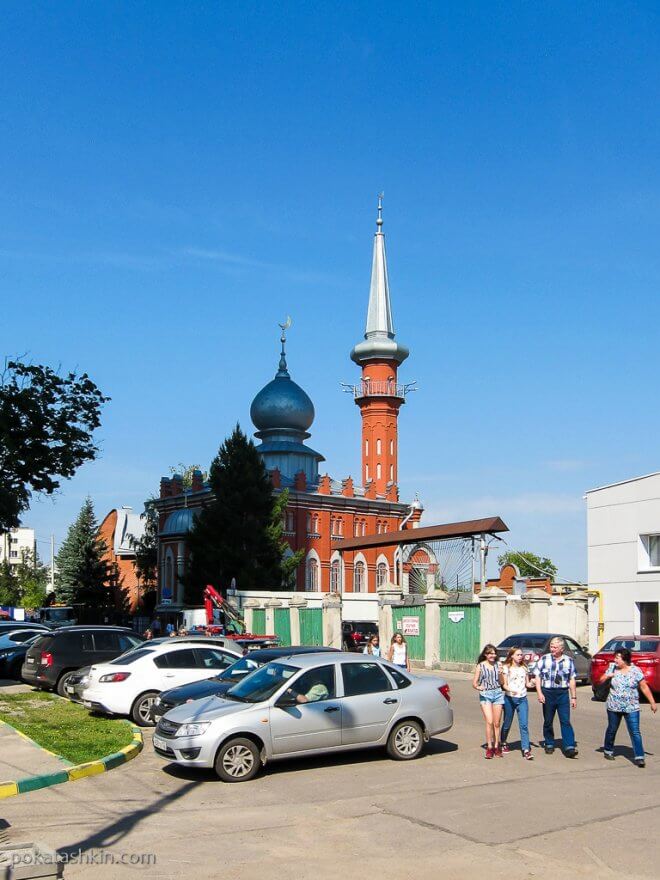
[99,672,131,683]
[438,684,451,702]
[40,652,53,667]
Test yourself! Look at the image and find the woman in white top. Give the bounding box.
[363,635,382,657]
[500,647,534,760]
[387,633,410,671]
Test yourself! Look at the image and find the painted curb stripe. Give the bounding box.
[0,723,143,799]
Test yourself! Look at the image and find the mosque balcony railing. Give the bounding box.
[342,380,417,401]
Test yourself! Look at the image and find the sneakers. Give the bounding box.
[523,749,534,761]
[544,746,555,755]
[485,747,494,759]
[604,752,615,761]
[635,758,646,768]
[564,748,579,759]
[501,743,510,754]
[495,745,503,757]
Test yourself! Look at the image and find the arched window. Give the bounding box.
[377,562,388,587]
[376,463,382,480]
[362,519,367,536]
[376,438,381,455]
[306,557,319,591]
[390,439,394,455]
[165,551,173,594]
[286,511,295,532]
[390,465,394,481]
[338,517,344,536]
[365,464,369,481]
[354,560,366,593]
[330,558,341,592]
[365,439,369,456]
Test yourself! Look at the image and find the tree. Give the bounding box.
[55,498,110,605]
[0,359,109,533]
[15,548,49,609]
[185,425,296,601]
[0,560,19,606]
[269,490,304,588]
[128,503,159,608]
[497,550,558,581]
[169,464,207,489]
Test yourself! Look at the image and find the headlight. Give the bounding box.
[177,722,211,737]
[0,652,7,661]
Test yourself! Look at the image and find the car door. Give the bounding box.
[269,665,342,755]
[340,661,399,745]
[92,630,121,664]
[153,648,203,689]
[564,638,590,681]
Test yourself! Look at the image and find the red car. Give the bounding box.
[590,636,660,698]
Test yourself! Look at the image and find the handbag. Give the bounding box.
[592,679,611,702]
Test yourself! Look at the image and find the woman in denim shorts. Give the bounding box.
[472,644,505,758]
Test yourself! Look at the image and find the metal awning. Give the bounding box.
[335,516,508,552]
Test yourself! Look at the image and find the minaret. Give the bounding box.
[350,196,410,497]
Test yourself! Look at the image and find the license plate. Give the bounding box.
[26,657,34,664]
[153,735,167,750]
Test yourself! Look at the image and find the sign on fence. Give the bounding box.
[447,611,465,623]
[400,616,420,636]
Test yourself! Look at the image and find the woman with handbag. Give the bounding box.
[599,648,657,767]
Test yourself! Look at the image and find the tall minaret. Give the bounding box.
[350,196,410,497]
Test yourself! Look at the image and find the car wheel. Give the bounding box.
[56,671,77,698]
[131,692,158,726]
[214,737,261,783]
[386,720,424,760]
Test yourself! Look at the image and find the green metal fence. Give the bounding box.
[251,608,266,635]
[274,607,291,646]
[391,606,426,661]
[439,604,480,664]
[299,607,323,646]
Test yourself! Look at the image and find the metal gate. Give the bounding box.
[252,608,266,634]
[299,607,323,646]
[439,604,480,664]
[274,608,291,646]
[391,606,426,661]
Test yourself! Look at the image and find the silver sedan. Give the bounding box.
[152,652,453,782]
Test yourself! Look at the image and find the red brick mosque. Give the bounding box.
[154,198,434,609]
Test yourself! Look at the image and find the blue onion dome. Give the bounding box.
[250,331,315,433]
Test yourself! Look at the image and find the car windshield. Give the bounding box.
[601,639,660,653]
[225,662,297,703]
[44,608,74,622]
[216,655,261,680]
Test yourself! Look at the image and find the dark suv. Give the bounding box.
[21,626,145,695]
[342,621,379,651]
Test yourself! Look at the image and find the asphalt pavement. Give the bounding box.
[1,671,659,880]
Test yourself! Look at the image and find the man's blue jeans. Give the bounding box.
[502,695,530,751]
[541,688,576,750]
[604,710,645,760]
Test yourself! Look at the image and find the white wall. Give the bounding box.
[228,589,379,622]
[0,528,36,568]
[587,473,660,649]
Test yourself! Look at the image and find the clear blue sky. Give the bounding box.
[2,2,660,581]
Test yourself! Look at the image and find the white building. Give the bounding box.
[586,472,660,650]
[0,527,36,569]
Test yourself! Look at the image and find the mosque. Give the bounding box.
[153,199,435,608]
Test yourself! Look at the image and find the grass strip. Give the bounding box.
[0,691,133,765]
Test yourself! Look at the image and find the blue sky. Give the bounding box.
[2,2,660,580]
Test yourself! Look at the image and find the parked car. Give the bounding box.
[496,633,592,683]
[64,635,238,703]
[150,645,341,722]
[81,640,243,725]
[153,652,453,782]
[21,626,146,695]
[342,621,379,651]
[0,622,50,634]
[590,636,660,699]
[0,631,42,680]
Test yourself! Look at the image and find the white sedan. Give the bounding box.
[81,640,242,726]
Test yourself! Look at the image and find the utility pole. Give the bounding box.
[49,535,55,594]
[480,533,487,592]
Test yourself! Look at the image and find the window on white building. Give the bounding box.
[640,534,660,569]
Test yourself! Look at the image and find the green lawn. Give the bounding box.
[0,691,134,765]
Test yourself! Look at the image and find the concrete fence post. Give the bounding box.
[478,586,508,648]
[322,593,342,648]
[264,599,282,635]
[242,598,260,634]
[288,595,308,646]
[524,588,552,633]
[424,589,449,669]
[563,589,590,648]
[377,581,403,649]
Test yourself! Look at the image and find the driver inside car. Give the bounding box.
[291,680,329,704]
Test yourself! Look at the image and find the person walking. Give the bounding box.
[473,644,505,759]
[534,636,578,758]
[599,647,657,767]
[387,633,410,671]
[500,646,534,760]
[364,635,382,657]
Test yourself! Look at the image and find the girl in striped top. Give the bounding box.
[472,644,505,759]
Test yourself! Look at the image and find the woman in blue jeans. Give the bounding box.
[473,644,505,758]
[500,646,535,760]
[599,648,657,767]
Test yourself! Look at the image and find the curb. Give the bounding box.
[0,722,143,800]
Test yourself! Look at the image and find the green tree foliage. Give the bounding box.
[0,359,109,533]
[269,490,304,588]
[0,560,19,606]
[15,548,49,609]
[127,503,159,607]
[497,550,558,581]
[169,464,207,489]
[55,498,110,605]
[186,425,298,601]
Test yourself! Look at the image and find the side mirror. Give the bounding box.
[276,693,298,708]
